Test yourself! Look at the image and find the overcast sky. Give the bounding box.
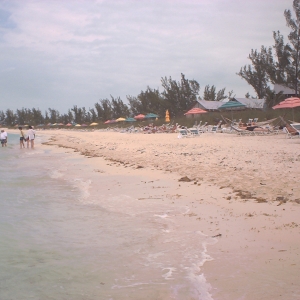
[0,0,293,113]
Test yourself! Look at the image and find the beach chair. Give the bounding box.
[291,124,300,134]
[230,125,256,136]
[177,128,190,138]
[283,126,299,138]
[188,128,201,136]
[197,122,208,133]
[209,125,218,133]
[284,124,300,138]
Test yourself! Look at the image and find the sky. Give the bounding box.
[0,0,293,114]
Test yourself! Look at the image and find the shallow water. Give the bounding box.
[0,133,215,300]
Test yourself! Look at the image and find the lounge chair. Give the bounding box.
[188,128,201,136]
[291,124,300,134]
[284,124,300,138]
[230,125,256,136]
[177,128,190,138]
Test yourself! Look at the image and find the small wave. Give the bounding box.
[74,178,91,201]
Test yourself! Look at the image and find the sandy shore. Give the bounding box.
[26,129,300,299]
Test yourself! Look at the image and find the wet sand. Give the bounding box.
[32,129,300,299]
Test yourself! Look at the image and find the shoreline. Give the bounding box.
[13,129,300,298]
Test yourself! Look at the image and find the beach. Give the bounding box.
[10,129,300,299]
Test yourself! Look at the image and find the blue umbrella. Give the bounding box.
[125,117,137,122]
[145,113,159,118]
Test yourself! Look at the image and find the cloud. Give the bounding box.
[0,0,293,112]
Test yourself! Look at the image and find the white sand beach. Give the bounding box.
[24,129,300,299]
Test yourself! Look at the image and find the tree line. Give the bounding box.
[0,74,232,126]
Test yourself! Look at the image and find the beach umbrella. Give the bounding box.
[165,110,170,122]
[272,97,300,121]
[184,108,207,115]
[219,100,246,120]
[145,113,159,118]
[104,120,111,124]
[81,124,88,126]
[125,117,136,122]
[90,122,98,126]
[75,124,81,127]
[66,123,72,126]
[116,117,126,122]
[134,114,145,120]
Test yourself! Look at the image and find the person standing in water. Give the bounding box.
[18,127,26,149]
[0,129,7,147]
[26,126,35,149]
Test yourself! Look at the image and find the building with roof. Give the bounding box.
[274,84,295,97]
[232,98,265,109]
[194,99,224,111]
[192,97,265,112]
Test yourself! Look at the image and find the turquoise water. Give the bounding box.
[0,133,215,300]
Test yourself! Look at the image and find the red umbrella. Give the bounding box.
[184,107,207,115]
[273,97,300,121]
[104,120,111,124]
[134,114,145,120]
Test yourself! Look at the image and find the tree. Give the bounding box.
[201,85,227,101]
[94,99,113,121]
[127,87,166,117]
[283,1,300,95]
[48,108,60,124]
[110,96,130,118]
[5,109,16,126]
[237,47,272,98]
[161,73,200,117]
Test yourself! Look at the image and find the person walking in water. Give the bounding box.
[18,127,26,149]
[0,129,7,147]
[26,126,35,149]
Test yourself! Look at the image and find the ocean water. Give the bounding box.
[0,133,216,300]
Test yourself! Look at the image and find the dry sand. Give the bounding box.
[31,129,300,299]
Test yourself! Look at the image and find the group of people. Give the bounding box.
[19,126,35,149]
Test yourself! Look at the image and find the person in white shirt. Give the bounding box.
[26,126,35,149]
[0,129,7,147]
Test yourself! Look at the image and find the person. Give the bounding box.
[18,126,26,148]
[26,125,35,149]
[0,129,7,147]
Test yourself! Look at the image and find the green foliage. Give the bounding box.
[201,85,228,101]
[161,73,200,117]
